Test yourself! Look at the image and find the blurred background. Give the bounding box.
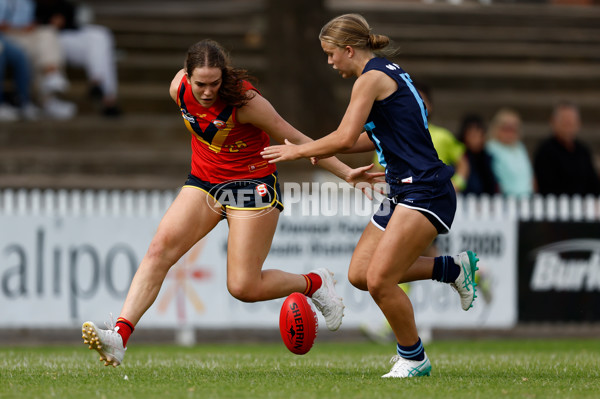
[1,0,599,189]
[1,0,600,345]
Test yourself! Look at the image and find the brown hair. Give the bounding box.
[184,39,256,107]
[319,14,391,53]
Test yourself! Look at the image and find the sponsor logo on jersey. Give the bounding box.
[181,109,196,123]
[529,239,600,292]
[401,176,413,184]
[256,183,268,197]
[212,119,227,129]
[248,161,269,172]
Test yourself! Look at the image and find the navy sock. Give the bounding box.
[397,338,425,361]
[432,255,460,283]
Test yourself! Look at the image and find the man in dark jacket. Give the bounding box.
[534,101,600,196]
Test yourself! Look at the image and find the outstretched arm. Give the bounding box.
[237,90,384,197]
[343,132,376,153]
[312,132,375,160]
[260,71,383,162]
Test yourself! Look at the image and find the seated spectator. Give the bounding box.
[457,114,498,195]
[485,108,534,197]
[534,101,600,196]
[35,0,121,116]
[0,34,38,120]
[0,0,75,119]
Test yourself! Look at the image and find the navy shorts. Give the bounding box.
[183,172,284,216]
[371,179,456,234]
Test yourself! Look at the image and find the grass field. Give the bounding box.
[1,339,599,399]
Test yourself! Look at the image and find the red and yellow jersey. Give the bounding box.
[176,77,276,183]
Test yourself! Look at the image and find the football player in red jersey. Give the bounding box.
[81,39,384,366]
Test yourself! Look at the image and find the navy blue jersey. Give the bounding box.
[363,58,453,193]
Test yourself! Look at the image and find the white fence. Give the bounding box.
[0,188,598,330]
[0,189,176,218]
[1,188,598,220]
[456,193,600,222]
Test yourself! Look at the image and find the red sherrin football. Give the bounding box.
[279,293,318,355]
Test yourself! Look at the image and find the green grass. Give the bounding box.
[1,339,599,399]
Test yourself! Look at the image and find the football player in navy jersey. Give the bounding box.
[262,14,479,378]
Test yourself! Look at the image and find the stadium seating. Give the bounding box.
[1,0,599,189]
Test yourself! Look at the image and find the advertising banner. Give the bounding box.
[0,215,156,327]
[410,218,517,328]
[0,191,517,330]
[518,222,600,322]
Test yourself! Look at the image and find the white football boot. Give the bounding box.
[450,251,479,311]
[309,268,345,331]
[382,353,432,378]
[82,319,126,367]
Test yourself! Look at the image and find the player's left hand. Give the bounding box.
[261,139,301,163]
[346,163,386,200]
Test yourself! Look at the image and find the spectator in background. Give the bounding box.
[0,0,75,119]
[457,114,498,195]
[486,108,534,197]
[414,82,469,193]
[0,34,38,120]
[35,0,121,116]
[534,101,600,196]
